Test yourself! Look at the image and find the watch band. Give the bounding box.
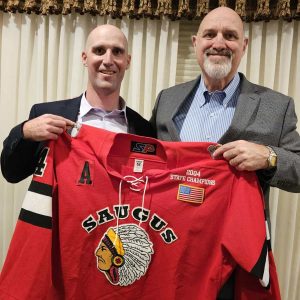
[266,146,277,169]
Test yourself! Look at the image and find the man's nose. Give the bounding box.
[212,33,226,49]
[103,49,113,65]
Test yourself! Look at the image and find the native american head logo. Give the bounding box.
[95,224,154,286]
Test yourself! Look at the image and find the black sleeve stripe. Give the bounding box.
[267,239,272,251]
[251,239,268,278]
[19,208,52,229]
[28,180,52,197]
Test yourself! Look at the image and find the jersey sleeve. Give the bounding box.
[234,251,281,300]
[221,171,279,296]
[0,141,56,300]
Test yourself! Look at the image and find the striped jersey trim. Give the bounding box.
[28,180,52,197]
[250,214,272,289]
[19,208,52,229]
[22,189,52,217]
[19,180,53,228]
[250,240,270,288]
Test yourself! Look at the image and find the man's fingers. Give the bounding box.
[222,149,239,161]
[212,143,235,158]
[214,141,271,171]
[47,125,64,135]
[23,114,75,141]
[213,141,247,158]
[229,155,245,167]
[65,119,75,126]
[41,114,75,129]
[44,115,75,127]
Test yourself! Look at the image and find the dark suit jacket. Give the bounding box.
[150,73,300,215]
[1,95,156,183]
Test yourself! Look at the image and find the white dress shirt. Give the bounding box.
[77,93,128,133]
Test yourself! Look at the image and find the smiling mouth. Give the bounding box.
[209,53,229,57]
[100,70,116,75]
[206,50,232,58]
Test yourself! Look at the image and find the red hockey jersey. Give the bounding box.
[0,125,280,299]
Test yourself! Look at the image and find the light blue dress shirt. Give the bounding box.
[175,73,240,142]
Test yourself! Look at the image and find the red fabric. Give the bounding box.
[235,252,281,299]
[0,125,280,299]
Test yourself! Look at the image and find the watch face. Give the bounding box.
[270,157,276,166]
[269,154,277,167]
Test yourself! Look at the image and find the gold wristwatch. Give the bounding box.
[266,146,277,168]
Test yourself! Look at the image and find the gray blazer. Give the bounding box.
[150,73,300,204]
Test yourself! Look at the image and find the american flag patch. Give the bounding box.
[177,184,205,204]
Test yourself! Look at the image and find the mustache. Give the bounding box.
[205,49,232,57]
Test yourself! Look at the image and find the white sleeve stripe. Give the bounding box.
[265,220,271,241]
[22,190,52,217]
[259,252,270,287]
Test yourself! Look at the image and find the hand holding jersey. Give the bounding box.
[23,114,75,141]
[212,140,271,171]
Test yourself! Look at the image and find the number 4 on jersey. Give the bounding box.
[34,147,49,177]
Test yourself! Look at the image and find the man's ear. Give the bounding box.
[192,35,197,47]
[126,54,131,70]
[82,51,87,66]
[242,38,249,54]
[191,35,198,54]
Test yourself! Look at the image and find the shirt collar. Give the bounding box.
[79,93,128,123]
[198,73,240,107]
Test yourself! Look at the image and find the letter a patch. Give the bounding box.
[77,160,94,185]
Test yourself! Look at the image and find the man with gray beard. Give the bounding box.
[150,6,300,300]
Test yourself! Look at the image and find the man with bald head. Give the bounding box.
[151,6,300,299]
[1,25,155,183]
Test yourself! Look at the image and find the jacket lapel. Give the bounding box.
[219,74,260,144]
[62,96,82,122]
